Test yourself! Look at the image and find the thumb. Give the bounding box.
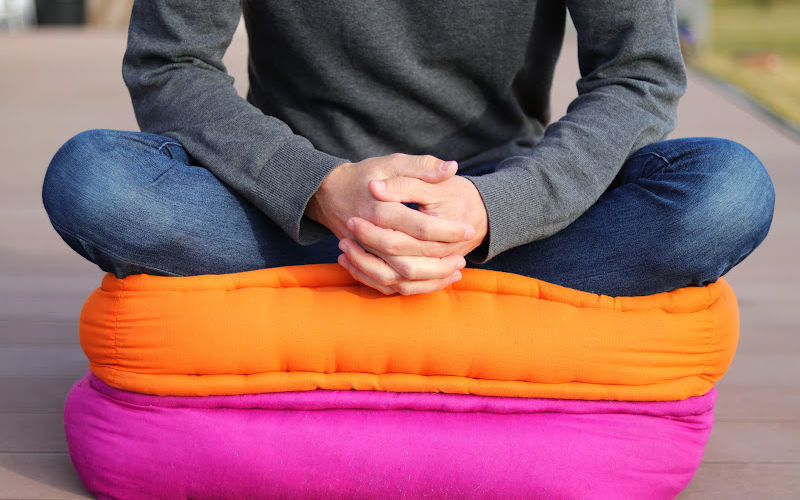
[388,154,457,183]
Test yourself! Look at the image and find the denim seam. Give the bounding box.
[156,142,182,159]
[146,150,186,186]
[50,219,182,278]
[147,166,175,187]
[622,151,675,182]
[628,150,670,163]
[121,131,182,153]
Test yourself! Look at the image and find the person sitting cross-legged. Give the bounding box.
[42,1,774,298]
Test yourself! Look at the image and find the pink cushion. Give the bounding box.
[65,374,715,499]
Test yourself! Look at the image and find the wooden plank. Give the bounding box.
[717,354,800,388]
[704,422,800,464]
[0,414,67,453]
[0,291,87,319]
[0,453,90,499]
[0,346,87,379]
[0,378,77,413]
[0,318,78,345]
[680,464,800,499]
[715,386,800,422]
[737,322,800,355]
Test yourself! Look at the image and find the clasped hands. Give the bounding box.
[306,153,488,295]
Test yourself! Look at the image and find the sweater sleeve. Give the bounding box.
[122,0,347,245]
[465,0,686,262]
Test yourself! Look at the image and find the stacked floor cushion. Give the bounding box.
[64,264,739,499]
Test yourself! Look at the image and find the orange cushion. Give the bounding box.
[79,264,738,400]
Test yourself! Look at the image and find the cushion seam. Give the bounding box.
[700,284,715,394]
[91,364,698,388]
[111,280,124,388]
[95,283,723,315]
[86,374,714,416]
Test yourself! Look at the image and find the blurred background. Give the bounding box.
[677,0,800,133]
[0,1,798,498]
[0,0,132,29]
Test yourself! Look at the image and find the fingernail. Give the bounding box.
[373,180,386,193]
[440,161,457,173]
[451,271,463,282]
[346,218,356,231]
[464,227,475,240]
[339,240,349,252]
[457,258,466,269]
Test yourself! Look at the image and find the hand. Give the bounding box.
[337,238,467,295]
[369,174,488,257]
[307,154,472,241]
[339,174,488,295]
[306,154,476,294]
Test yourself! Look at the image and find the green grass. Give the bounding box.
[692,1,800,126]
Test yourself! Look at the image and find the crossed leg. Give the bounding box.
[42,129,774,296]
[471,137,775,295]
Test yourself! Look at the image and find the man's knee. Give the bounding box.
[675,139,774,283]
[703,139,773,245]
[43,130,121,238]
[42,130,109,232]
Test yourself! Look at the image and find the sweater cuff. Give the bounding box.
[253,140,349,245]
[463,165,544,263]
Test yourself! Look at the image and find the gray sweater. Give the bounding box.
[123,0,686,262]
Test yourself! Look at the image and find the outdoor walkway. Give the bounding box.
[0,27,798,499]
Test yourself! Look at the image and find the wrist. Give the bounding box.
[307,162,351,227]
[459,176,489,247]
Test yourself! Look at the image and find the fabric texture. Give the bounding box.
[122,0,686,259]
[80,264,739,399]
[65,374,716,500]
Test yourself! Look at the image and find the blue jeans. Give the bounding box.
[42,129,774,296]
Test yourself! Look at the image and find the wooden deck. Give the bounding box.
[0,28,798,499]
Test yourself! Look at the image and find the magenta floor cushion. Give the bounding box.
[64,374,714,499]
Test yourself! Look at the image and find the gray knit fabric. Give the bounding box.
[123,0,686,262]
